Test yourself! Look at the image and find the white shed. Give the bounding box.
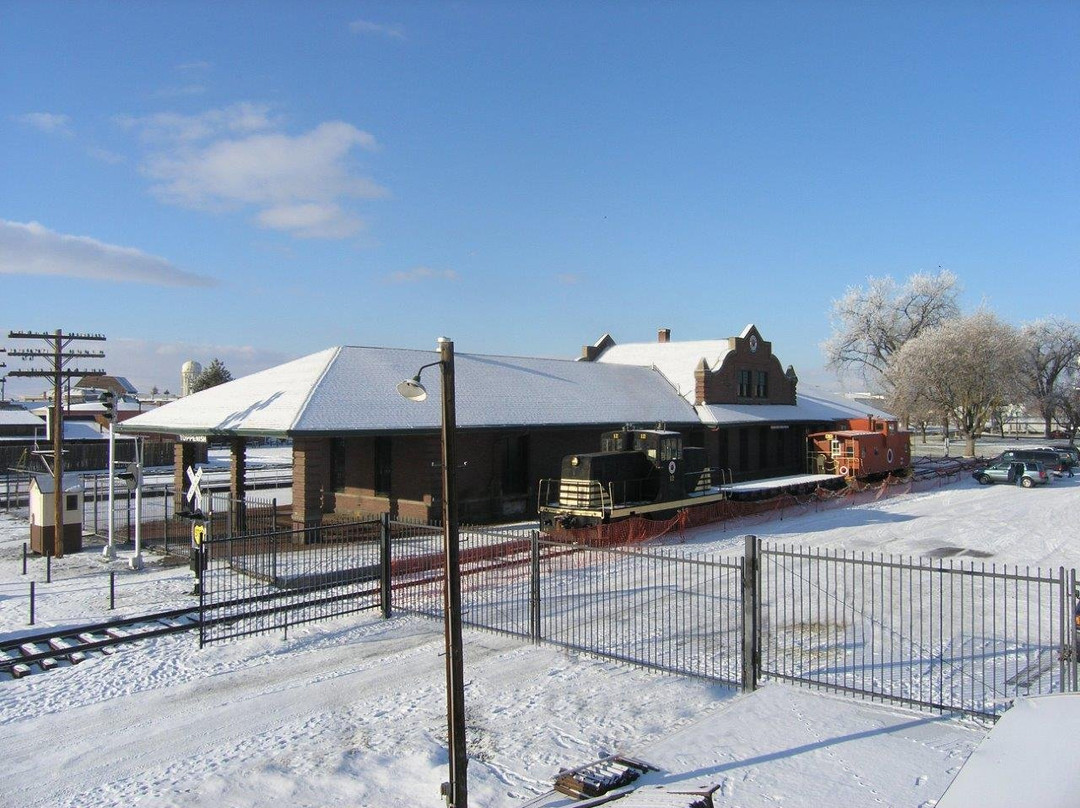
[29,473,84,555]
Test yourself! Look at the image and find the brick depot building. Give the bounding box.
[120,326,892,527]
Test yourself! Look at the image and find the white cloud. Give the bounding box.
[255,203,366,239]
[145,122,381,207]
[86,146,126,165]
[116,102,277,143]
[349,19,405,39]
[120,105,385,240]
[0,220,216,288]
[14,112,72,136]
[386,266,459,284]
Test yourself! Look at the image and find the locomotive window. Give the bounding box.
[660,439,679,461]
[830,439,841,456]
[845,443,855,457]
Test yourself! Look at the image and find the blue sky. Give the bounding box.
[2,2,1077,396]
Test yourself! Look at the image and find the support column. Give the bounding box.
[230,437,247,533]
[292,437,327,530]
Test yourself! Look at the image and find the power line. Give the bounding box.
[5,329,106,558]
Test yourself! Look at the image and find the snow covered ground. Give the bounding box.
[1,471,1077,807]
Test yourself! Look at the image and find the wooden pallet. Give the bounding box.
[554,755,657,800]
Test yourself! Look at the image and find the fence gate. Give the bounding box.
[389,524,746,689]
[758,540,1079,719]
[532,538,745,687]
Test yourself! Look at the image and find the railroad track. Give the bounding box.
[0,605,201,680]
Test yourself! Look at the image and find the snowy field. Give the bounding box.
[2,472,1078,807]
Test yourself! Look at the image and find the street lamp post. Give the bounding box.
[397,337,468,808]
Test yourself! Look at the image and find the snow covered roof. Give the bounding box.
[694,388,898,427]
[119,346,701,438]
[937,694,1080,808]
[593,338,733,401]
[0,408,45,427]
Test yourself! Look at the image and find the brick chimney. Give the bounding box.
[658,328,671,343]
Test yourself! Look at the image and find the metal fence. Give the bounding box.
[199,518,385,645]
[80,478,281,555]
[756,541,1078,719]
[195,517,1078,719]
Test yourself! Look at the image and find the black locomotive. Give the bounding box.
[538,428,723,529]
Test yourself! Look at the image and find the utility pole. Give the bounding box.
[6,330,105,558]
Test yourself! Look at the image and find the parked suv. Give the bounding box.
[972,460,1049,488]
[993,448,1067,475]
[1035,444,1079,474]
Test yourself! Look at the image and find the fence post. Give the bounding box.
[530,530,542,642]
[22,542,27,575]
[380,513,392,619]
[742,534,760,691]
[29,581,35,625]
[164,486,170,554]
[109,570,116,610]
[1071,568,1078,693]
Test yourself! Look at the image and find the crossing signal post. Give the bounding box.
[103,391,117,560]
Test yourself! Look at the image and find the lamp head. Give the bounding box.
[396,375,428,402]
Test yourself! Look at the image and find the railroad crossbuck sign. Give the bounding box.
[185,465,205,515]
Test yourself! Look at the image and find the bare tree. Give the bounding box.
[823,269,961,390]
[888,312,1024,456]
[1019,318,1080,438]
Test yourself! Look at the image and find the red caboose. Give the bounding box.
[807,417,911,478]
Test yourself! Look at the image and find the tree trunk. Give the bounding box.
[1044,413,1053,438]
[966,436,976,457]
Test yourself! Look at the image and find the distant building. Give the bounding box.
[181,361,203,397]
[76,375,138,398]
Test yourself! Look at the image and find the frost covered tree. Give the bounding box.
[1019,318,1080,438]
[191,358,233,393]
[1056,362,1080,443]
[888,312,1024,456]
[823,270,961,389]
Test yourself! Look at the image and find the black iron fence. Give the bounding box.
[79,479,281,555]
[756,541,1078,718]
[199,518,384,645]
[196,518,1078,719]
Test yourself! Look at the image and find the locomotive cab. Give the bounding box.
[540,428,719,529]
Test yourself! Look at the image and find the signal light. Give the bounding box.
[101,390,115,422]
